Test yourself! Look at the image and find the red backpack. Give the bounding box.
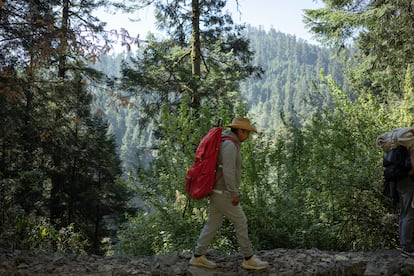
[185,122,237,200]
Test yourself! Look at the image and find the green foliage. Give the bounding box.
[304,0,414,100]
[116,213,158,256]
[0,190,89,254]
[117,66,412,255]
[117,204,204,256]
[115,19,413,254]
[120,0,262,126]
[242,73,405,251]
[29,220,89,255]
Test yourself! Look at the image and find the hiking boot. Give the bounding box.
[189,255,217,269]
[401,249,414,258]
[241,255,269,270]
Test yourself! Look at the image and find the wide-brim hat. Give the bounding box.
[227,117,257,133]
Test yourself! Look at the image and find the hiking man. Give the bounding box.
[189,117,269,270]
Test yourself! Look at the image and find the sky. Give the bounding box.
[98,0,324,52]
[226,0,323,42]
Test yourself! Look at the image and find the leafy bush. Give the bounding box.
[29,220,89,254]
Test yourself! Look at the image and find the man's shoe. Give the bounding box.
[401,249,414,258]
[241,255,269,270]
[189,255,217,269]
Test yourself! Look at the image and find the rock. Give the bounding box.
[0,248,413,275]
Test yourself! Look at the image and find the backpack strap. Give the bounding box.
[221,137,239,150]
[215,137,239,183]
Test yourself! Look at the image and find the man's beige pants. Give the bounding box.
[194,191,254,257]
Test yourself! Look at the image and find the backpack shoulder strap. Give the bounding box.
[221,137,239,150]
[215,137,239,183]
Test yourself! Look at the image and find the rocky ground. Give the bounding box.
[1,247,414,275]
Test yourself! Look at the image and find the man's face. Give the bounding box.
[236,129,251,142]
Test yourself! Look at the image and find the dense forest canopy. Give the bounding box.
[1,0,414,256]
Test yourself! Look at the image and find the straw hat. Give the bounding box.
[227,117,257,133]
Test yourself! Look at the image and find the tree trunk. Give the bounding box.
[58,0,69,78]
[50,0,70,226]
[191,0,201,108]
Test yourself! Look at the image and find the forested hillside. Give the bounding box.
[91,53,156,174]
[242,27,349,133]
[92,27,349,172]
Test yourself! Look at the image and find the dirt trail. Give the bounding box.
[1,248,414,275]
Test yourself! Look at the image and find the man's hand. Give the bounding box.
[231,196,240,206]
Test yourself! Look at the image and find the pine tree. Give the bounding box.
[304,0,414,99]
[120,0,262,122]
[0,0,136,253]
